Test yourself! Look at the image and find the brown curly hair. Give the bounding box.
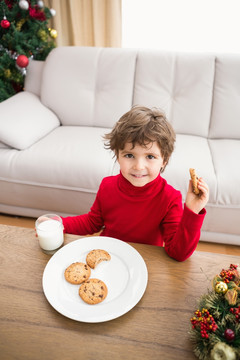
[104,106,176,171]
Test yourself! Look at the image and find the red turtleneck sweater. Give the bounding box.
[62,173,206,261]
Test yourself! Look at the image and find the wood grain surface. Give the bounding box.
[0,224,239,360]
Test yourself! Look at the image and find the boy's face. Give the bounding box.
[117,142,165,187]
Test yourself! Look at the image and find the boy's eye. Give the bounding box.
[147,155,155,159]
[124,154,134,158]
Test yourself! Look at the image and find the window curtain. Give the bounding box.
[45,0,122,47]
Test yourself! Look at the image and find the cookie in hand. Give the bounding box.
[189,168,200,195]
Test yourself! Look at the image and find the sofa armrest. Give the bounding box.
[0,91,60,150]
[24,59,45,96]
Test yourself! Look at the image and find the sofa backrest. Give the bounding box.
[25,46,240,139]
[209,54,240,139]
[133,51,215,138]
[40,46,136,128]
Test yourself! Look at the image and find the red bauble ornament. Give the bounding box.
[16,55,29,68]
[1,19,10,28]
[224,328,235,341]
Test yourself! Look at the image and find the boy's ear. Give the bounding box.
[160,161,167,173]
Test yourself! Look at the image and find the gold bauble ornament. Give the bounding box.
[48,28,57,39]
[210,342,236,360]
[215,281,228,294]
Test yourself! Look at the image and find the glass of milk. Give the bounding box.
[35,214,64,254]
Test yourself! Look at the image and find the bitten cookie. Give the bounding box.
[79,278,108,305]
[189,168,200,195]
[86,249,111,269]
[64,262,91,284]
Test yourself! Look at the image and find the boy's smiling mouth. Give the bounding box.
[131,174,147,178]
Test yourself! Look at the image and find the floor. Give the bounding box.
[0,213,240,256]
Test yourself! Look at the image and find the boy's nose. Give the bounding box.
[133,159,145,170]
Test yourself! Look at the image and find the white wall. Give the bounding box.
[122,0,240,53]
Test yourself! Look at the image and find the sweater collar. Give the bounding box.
[118,172,163,197]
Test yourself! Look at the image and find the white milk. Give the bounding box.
[37,219,63,251]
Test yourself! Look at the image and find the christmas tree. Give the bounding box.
[0,0,57,103]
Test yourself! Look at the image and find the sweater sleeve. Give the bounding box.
[62,187,105,236]
[163,202,206,262]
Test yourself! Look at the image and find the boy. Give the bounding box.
[62,106,209,261]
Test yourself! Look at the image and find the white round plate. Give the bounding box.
[42,236,148,323]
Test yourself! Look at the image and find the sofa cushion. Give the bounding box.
[133,51,215,137]
[208,139,240,205]
[0,141,11,149]
[0,126,118,215]
[209,55,240,139]
[41,46,137,128]
[0,92,60,150]
[161,134,240,238]
[0,126,116,190]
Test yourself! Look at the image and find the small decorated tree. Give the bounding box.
[190,264,240,360]
[0,0,57,102]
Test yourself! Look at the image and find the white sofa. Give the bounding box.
[0,46,240,245]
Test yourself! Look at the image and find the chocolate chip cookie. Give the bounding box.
[79,278,108,304]
[64,262,91,284]
[86,249,111,269]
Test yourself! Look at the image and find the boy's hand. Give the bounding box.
[185,177,209,214]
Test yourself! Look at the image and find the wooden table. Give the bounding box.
[0,224,239,360]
